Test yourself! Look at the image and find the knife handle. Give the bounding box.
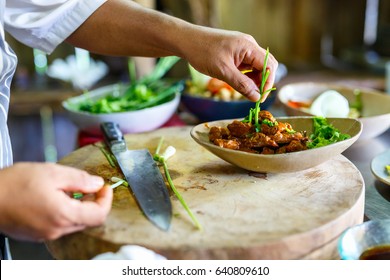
[100,122,126,152]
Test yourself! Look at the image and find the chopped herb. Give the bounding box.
[262,119,278,127]
[285,127,296,134]
[307,117,351,149]
[73,192,83,199]
[110,179,127,189]
[110,176,129,187]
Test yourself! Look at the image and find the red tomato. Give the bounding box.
[207,78,233,94]
[287,100,311,109]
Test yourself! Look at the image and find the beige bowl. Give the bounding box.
[277,82,390,140]
[190,116,362,173]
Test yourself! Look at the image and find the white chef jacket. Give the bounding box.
[0,0,106,260]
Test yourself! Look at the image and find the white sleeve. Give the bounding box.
[4,0,107,54]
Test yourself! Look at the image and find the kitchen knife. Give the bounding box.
[100,122,172,231]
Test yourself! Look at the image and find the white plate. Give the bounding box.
[371,150,390,185]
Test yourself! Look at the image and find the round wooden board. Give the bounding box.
[46,126,365,260]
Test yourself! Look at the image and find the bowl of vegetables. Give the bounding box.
[277,82,390,140]
[180,64,280,122]
[62,56,183,135]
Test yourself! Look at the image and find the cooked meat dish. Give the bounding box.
[208,110,308,154]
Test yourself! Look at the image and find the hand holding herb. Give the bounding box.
[243,48,276,132]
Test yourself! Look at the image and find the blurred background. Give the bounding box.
[6,0,390,259]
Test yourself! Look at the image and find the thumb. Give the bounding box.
[53,165,105,194]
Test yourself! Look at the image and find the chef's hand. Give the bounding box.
[0,162,112,242]
[182,28,278,102]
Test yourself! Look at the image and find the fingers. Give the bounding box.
[68,184,113,227]
[49,164,105,194]
[230,44,278,102]
[249,51,278,103]
[48,165,112,231]
[0,163,112,241]
[40,185,113,240]
[225,68,261,102]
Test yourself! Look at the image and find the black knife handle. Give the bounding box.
[100,122,126,150]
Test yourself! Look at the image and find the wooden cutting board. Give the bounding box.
[46,126,365,260]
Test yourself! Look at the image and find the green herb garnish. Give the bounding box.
[72,192,84,199]
[307,117,351,149]
[154,137,202,230]
[242,48,276,131]
[262,119,278,127]
[285,127,296,134]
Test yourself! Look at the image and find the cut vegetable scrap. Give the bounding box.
[154,137,202,230]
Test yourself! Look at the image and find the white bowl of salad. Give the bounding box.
[63,82,182,135]
[62,56,182,135]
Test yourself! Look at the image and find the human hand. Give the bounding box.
[0,162,112,242]
[182,27,278,102]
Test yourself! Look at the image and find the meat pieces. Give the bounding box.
[208,110,308,154]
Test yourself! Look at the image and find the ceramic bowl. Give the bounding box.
[277,82,390,140]
[338,219,390,260]
[181,93,275,122]
[190,116,362,173]
[62,83,181,135]
[371,149,390,186]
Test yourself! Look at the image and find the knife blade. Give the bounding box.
[100,122,172,231]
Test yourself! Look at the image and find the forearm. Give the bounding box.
[66,0,278,101]
[66,0,200,58]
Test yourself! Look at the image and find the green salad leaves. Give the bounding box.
[76,56,182,114]
[307,117,351,149]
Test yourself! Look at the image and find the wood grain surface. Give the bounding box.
[46,126,365,260]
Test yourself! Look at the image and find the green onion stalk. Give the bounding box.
[244,48,276,132]
[153,137,202,230]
